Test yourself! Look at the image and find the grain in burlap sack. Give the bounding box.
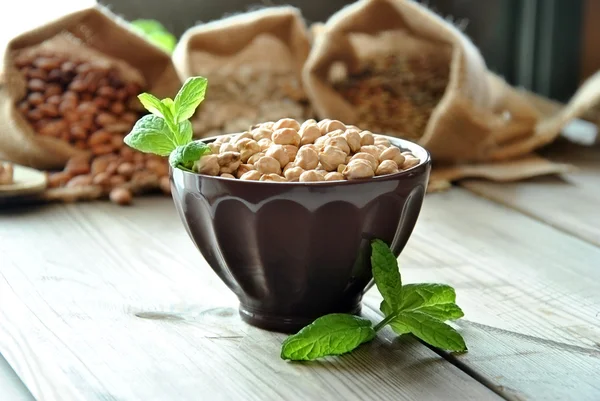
[0,4,181,170]
[172,6,312,137]
[303,0,600,185]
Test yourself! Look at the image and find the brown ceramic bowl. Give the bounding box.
[170,135,431,333]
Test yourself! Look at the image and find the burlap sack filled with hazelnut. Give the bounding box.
[172,6,313,137]
[0,4,180,171]
[303,0,600,187]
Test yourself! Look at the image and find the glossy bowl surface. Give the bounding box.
[171,135,431,333]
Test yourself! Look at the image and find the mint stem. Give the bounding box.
[373,312,397,332]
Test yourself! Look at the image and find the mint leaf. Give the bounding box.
[400,283,456,310]
[124,115,176,156]
[162,98,175,112]
[391,311,467,352]
[371,239,402,311]
[138,93,169,119]
[176,120,193,146]
[173,77,207,123]
[418,304,464,321]
[169,141,211,170]
[281,314,376,361]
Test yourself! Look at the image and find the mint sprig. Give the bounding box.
[280,239,467,361]
[124,76,210,171]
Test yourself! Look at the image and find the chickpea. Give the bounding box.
[314,135,328,151]
[318,119,346,135]
[231,132,253,145]
[402,156,420,169]
[302,144,319,153]
[337,164,346,173]
[272,128,301,146]
[319,145,347,171]
[215,135,231,144]
[299,170,325,182]
[261,121,275,130]
[299,122,321,145]
[283,162,295,174]
[252,127,272,141]
[248,152,265,164]
[360,145,382,158]
[266,144,290,168]
[236,138,260,163]
[217,151,242,174]
[343,129,361,153]
[260,173,288,182]
[379,146,405,166]
[258,138,272,151]
[208,142,220,154]
[240,170,262,181]
[284,166,305,182]
[236,163,254,179]
[272,118,300,131]
[283,145,298,162]
[295,146,319,170]
[109,187,132,205]
[326,129,344,138]
[374,135,391,147]
[255,156,282,175]
[194,154,219,176]
[376,160,399,176]
[345,155,352,164]
[300,119,317,129]
[360,131,375,146]
[220,142,237,153]
[351,152,379,171]
[325,136,350,155]
[220,173,236,179]
[343,159,375,180]
[325,172,344,181]
[401,151,415,157]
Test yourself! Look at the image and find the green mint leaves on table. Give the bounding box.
[280,239,467,361]
[123,76,210,171]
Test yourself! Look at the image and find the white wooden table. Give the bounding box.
[1,139,599,401]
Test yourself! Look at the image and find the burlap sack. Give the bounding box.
[0,4,181,170]
[172,6,312,137]
[303,0,600,184]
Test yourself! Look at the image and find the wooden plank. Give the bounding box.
[364,188,600,401]
[461,140,600,246]
[0,199,499,401]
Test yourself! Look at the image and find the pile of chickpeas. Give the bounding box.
[194,118,421,182]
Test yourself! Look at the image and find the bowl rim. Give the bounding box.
[171,134,431,187]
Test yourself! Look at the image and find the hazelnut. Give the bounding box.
[319,145,347,171]
[272,118,300,131]
[236,138,260,162]
[376,160,399,176]
[255,156,282,175]
[343,159,375,180]
[295,146,319,170]
[260,173,287,182]
[343,129,361,153]
[272,128,301,147]
[379,147,406,166]
[240,170,262,180]
[235,163,254,179]
[217,152,242,174]
[299,122,322,145]
[360,131,375,146]
[194,154,219,176]
[109,187,132,205]
[299,170,325,182]
[325,172,344,181]
[351,152,379,171]
[284,166,305,182]
[265,144,289,168]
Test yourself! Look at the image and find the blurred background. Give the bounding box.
[99,0,598,104]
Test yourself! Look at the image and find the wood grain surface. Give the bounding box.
[0,199,499,401]
[364,188,600,401]
[462,141,600,247]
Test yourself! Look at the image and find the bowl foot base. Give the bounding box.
[238,303,362,334]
